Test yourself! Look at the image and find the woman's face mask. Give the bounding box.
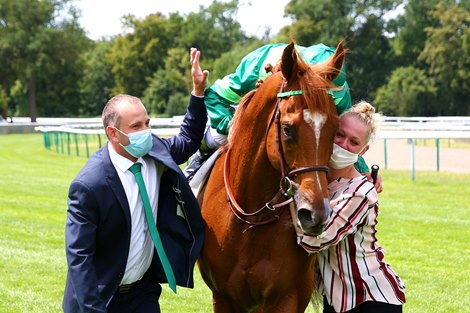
[114,128,153,158]
[328,143,360,169]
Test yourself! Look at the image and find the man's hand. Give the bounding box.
[190,48,209,97]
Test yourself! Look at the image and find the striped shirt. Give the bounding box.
[298,176,406,312]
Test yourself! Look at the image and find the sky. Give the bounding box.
[77,0,292,40]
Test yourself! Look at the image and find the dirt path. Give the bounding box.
[364,139,470,173]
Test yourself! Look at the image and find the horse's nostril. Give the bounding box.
[297,208,325,235]
[297,208,313,223]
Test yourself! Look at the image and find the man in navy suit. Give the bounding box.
[63,48,209,313]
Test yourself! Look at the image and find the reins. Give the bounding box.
[224,80,328,232]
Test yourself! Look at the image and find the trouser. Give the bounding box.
[204,126,227,150]
[108,276,162,313]
[323,296,403,313]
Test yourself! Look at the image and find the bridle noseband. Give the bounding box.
[224,81,329,232]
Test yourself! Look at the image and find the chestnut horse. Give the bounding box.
[197,42,345,312]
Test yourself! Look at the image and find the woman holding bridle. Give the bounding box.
[298,101,406,313]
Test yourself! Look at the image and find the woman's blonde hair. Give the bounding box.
[340,100,382,143]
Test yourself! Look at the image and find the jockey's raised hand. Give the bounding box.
[190,47,209,97]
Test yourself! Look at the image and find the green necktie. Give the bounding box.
[129,162,177,293]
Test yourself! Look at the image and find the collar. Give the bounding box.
[108,142,143,172]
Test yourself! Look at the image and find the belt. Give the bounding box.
[118,280,142,293]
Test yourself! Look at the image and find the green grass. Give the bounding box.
[0,134,469,312]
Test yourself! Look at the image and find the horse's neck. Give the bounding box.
[223,78,285,211]
[228,124,280,211]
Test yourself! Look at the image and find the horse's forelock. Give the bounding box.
[299,63,338,118]
[285,51,337,118]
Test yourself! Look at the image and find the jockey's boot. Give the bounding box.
[184,143,215,182]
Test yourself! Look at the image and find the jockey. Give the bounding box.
[184,43,369,180]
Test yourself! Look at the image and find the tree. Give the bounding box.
[108,0,250,114]
[347,15,396,102]
[0,0,90,120]
[279,0,401,46]
[277,0,401,105]
[0,0,54,121]
[7,80,27,118]
[108,13,178,97]
[177,0,249,60]
[391,0,442,67]
[35,22,91,117]
[142,47,190,115]
[80,40,115,116]
[374,66,437,116]
[0,86,7,119]
[419,2,470,115]
[165,93,189,117]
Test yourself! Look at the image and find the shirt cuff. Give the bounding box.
[191,92,205,98]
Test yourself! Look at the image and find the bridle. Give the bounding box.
[223,80,329,232]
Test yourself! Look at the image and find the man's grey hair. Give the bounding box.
[102,95,142,133]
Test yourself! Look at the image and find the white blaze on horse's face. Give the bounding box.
[303,109,327,150]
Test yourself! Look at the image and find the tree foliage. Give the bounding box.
[108,13,178,97]
[142,48,189,115]
[347,15,396,102]
[177,0,247,60]
[0,86,7,119]
[106,0,249,116]
[280,0,400,46]
[379,1,470,116]
[0,0,90,120]
[391,0,441,67]
[79,41,115,116]
[419,2,470,115]
[1,0,469,119]
[277,0,401,107]
[374,66,438,116]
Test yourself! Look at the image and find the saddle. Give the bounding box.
[188,149,221,196]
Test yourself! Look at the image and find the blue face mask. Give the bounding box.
[115,128,153,158]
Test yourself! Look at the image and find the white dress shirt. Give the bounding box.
[108,143,166,285]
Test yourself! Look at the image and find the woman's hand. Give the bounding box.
[363,172,383,193]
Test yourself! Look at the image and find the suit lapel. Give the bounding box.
[148,137,180,173]
[102,145,132,229]
[101,137,180,231]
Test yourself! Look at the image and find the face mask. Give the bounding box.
[115,128,153,158]
[328,143,359,169]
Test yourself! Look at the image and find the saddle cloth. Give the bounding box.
[189,149,221,196]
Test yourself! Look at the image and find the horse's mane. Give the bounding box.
[226,89,257,150]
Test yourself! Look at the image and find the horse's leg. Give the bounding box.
[212,293,244,313]
[254,260,314,313]
[256,294,310,313]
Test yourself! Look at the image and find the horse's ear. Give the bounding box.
[281,42,298,82]
[326,42,346,83]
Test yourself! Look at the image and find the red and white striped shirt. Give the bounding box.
[298,176,406,312]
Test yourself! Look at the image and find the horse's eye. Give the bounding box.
[282,124,294,140]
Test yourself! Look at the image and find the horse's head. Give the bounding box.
[265,42,344,235]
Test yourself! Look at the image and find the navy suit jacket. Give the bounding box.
[63,95,206,313]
